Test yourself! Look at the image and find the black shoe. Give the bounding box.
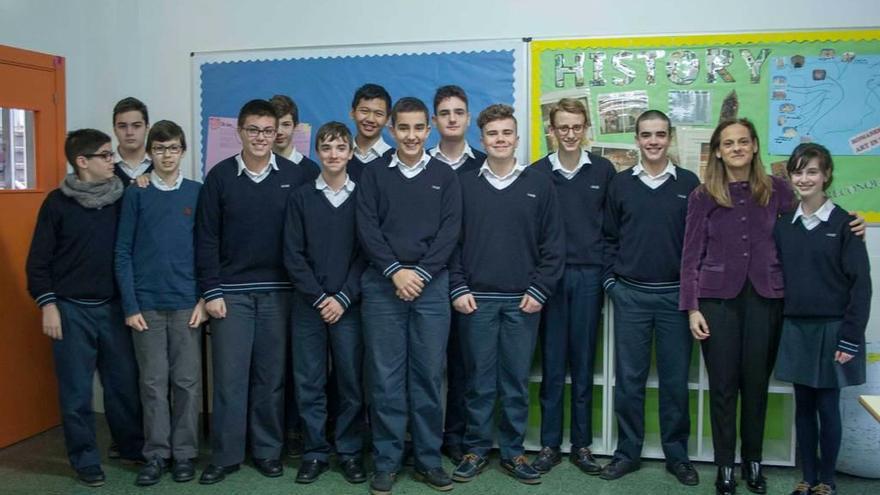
[135,457,168,486]
[599,457,640,481]
[500,455,542,484]
[340,457,367,484]
[716,465,736,495]
[107,443,121,459]
[742,461,766,494]
[531,446,562,474]
[441,443,465,465]
[253,457,283,478]
[571,447,602,475]
[370,471,396,495]
[76,465,106,487]
[295,459,328,484]
[789,481,812,495]
[452,453,489,482]
[667,461,699,486]
[198,463,240,484]
[171,459,195,482]
[414,466,453,491]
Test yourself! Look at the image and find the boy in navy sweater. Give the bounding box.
[269,94,321,176]
[347,83,394,180]
[26,129,143,487]
[196,99,312,484]
[112,97,152,185]
[284,122,367,485]
[531,98,615,476]
[450,104,564,486]
[600,110,699,485]
[429,85,487,464]
[115,121,206,486]
[357,97,461,495]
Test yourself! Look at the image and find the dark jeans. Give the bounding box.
[209,291,290,466]
[53,299,143,470]
[291,293,364,462]
[610,282,691,465]
[700,281,782,466]
[794,384,841,486]
[539,265,603,449]
[361,267,450,472]
[459,298,540,460]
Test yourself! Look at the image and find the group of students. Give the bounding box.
[25,82,869,495]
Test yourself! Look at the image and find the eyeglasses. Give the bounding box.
[83,151,116,161]
[151,144,184,155]
[554,125,585,135]
[241,126,277,138]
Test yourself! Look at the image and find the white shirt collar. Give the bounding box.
[429,142,475,166]
[284,147,304,165]
[116,149,152,178]
[631,159,677,180]
[354,137,391,162]
[549,149,591,179]
[389,151,431,178]
[149,171,183,191]
[315,174,355,193]
[235,152,279,181]
[478,159,525,180]
[792,199,835,225]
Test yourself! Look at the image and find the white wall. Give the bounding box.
[2,0,880,341]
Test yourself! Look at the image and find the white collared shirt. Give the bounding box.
[116,150,152,179]
[478,159,526,190]
[316,174,355,208]
[283,147,304,165]
[354,137,391,164]
[389,151,431,179]
[631,160,677,189]
[428,142,475,171]
[149,171,183,191]
[549,149,591,180]
[235,152,279,183]
[792,199,835,231]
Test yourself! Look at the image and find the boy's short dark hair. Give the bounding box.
[433,85,469,114]
[315,121,352,151]
[351,83,392,112]
[113,97,149,125]
[786,142,834,190]
[390,97,430,126]
[146,120,187,153]
[237,99,278,128]
[635,109,671,134]
[477,104,517,130]
[269,94,299,126]
[65,129,112,167]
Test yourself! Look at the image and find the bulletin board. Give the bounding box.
[530,30,880,219]
[192,39,528,178]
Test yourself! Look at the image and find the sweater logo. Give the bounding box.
[281,184,291,188]
[590,185,600,189]
[526,193,536,198]
[431,185,441,190]
[677,194,688,199]
[183,207,193,216]
[826,233,837,237]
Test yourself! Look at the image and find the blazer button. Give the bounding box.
[743,252,749,257]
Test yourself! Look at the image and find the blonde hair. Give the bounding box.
[701,118,772,207]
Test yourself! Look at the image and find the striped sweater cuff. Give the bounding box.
[203,287,224,302]
[526,285,548,305]
[333,292,351,310]
[382,261,402,278]
[413,265,432,283]
[450,285,471,301]
[35,292,56,307]
[313,293,328,308]
[837,339,860,355]
[602,278,617,291]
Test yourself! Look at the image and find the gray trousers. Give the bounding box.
[132,309,202,461]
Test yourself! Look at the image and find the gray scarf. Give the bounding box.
[60,174,124,209]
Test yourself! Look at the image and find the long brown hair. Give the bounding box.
[702,118,772,207]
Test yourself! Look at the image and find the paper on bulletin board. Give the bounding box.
[205,117,241,174]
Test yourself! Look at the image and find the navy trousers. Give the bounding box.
[539,265,603,450]
[291,292,364,462]
[53,299,143,470]
[208,291,290,466]
[443,313,467,450]
[361,267,449,473]
[609,282,691,466]
[459,298,540,460]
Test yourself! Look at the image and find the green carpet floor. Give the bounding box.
[1,416,877,494]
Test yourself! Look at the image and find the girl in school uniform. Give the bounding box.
[774,143,870,495]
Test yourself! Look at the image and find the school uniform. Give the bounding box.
[114,153,152,185]
[679,176,794,467]
[449,162,564,460]
[603,161,699,467]
[532,150,615,451]
[283,175,366,464]
[428,142,487,452]
[115,172,202,463]
[347,137,393,182]
[196,152,311,467]
[26,182,143,471]
[356,152,461,473]
[279,147,322,178]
